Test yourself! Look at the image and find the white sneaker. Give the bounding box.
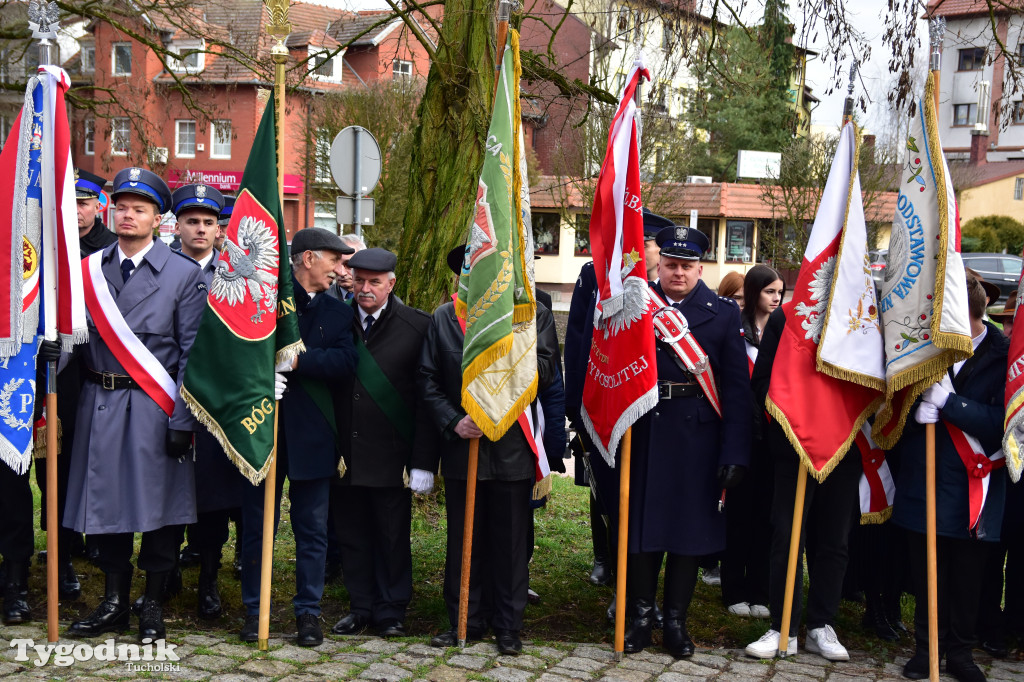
[701,566,721,585]
[727,602,751,617]
[805,625,850,661]
[745,629,798,659]
[749,604,771,619]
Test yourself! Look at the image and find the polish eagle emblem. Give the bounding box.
[211,215,279,319]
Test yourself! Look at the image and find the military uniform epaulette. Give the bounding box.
[718,296,739,308]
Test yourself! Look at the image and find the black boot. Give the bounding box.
[138,571,168,642]
[862,592,898,642]
[623,599,655,653]
[68,572,131,636]
[59,559,81,601]
[662,609,695,659]
[2,560,31,624]
[661,555,698,658]
[589,497,613,586]
[197,551,222,620]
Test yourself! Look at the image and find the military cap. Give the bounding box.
[171,183,225,217]
[290,227,354,255]
[218,195,235,227]
[110,167,172,213]
[643,208,674,240]
[74,169,107,199]
[446,244,468,276]
[655,225,710,261]
[348,247,397,273]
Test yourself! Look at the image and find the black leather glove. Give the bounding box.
[717,464,746,490]
[38,339,61,363]
[166,429,193,459]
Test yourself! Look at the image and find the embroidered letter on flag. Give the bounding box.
[872,74,973,449]
[580,59,658,466]
[766,121,885,480]
[181,100,304,484]
[455,30,538,441]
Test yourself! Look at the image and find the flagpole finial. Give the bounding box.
[497,0,513,23]
[843,60,859,123]
[265,0,291,63]
[27,0,59,40]
[929,17,946,71]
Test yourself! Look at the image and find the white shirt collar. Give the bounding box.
[357,298,388,325]
[117,239,155,269]
[952,325,988,375]
[197,252,214,270]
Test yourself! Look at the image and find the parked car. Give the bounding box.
[869,249,888,288]
[961,253,1023,302]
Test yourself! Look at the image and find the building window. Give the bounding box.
[211,120,231,158]
[313,202,336,230]
[168,41,203,73]
[111,118,130,156]
[1015,178,1024,201]
[310,51,336,79]
[84,119,95,155]
[532,212,561,255]
[175,120,196,158]
[314,130,332,184]
[698,218,718,261]
[953,103,977,127]
[662,21,674,51]
[958,47,986,71]
[112,43,132,76]
[80,45,95,72]
[392,59,412,79]
[574,213,591,256]
[725,220,754,262]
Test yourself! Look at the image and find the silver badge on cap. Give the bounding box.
[675,226,688,242]
[128,168,141,181]
[196,185,207,198]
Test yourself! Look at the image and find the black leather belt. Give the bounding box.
[86,368,176,391]
[658,381,703,400]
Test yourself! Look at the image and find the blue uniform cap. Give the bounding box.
[643,208,674,240]
[74,169,107,199]
[110,167,172,213]
[171,183,225,217]
[655,225,710,261]
[218,195,235,226]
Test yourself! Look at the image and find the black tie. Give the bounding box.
[120,259,135,283]
[363,315,374,340]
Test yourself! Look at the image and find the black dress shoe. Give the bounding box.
[981,638,1009,658]
[138,598,166,642]
[59,561,81,601]
[377,620,406,638]
[429,627,484,647]
[662,619,695,659]
[495,629,522,656]
[902,650,930,680]
[946,656,986,682]
[178,544,201,567]
[3,584,31,625]
[296,613,323,647]
[331,612,367,635]
[527,588,541,605]
[240,614,260,643]
[589,560,613,586]
[69,572,132,637]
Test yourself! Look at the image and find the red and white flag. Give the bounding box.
[766,121,885,480]
[580,60,658,465]
[1004,277,1024,483]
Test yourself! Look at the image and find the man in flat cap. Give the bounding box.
[76,169,117,257]
[326,233,367,302]
[330,248,434,638]
[238,228,357,647]
[621,225,752,658]
[215,196,234,252]
[65,167,207,642]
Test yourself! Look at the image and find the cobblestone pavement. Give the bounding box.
[1,621,1022,681]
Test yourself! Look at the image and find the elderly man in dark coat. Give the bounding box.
[418,246,559,656]
[623,226,752,658]
[65,168,207,642]
[238,227,357,647]
[329,248,434,638]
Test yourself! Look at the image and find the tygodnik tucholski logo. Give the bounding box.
[9,637,180,671]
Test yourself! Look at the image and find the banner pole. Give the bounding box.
[777,466,807,657]
[457,437,480,647]
[925,423,939,682]
[613,427,632,661]
[45,364,58,643]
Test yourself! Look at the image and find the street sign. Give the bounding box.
[337,197,375,226]
[329,126,382,196]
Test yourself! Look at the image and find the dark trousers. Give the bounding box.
[92,525,182,574]
[628,551,697,618]
[721,453,773,607]
[189,509,233,553]
[978,487,1024,641]
[443,478,531,632]
[0,463,34,564]
[240,476,330,616]
[332,485,412,624]
[906,530,990,658]
[769,448,861,636]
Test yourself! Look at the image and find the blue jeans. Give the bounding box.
[241,476,330,616]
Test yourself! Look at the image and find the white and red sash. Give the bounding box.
[945,421,1005,531]
[647,288,722,418]
[745,340,758,379]
[855,425,894,522]
[81,252,177,417]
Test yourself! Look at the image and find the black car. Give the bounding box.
[961,253,1022,302]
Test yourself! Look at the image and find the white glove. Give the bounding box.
[915,400,940,424]
[275,359,293,373]
[274,372,288,400]
[921,375,954,409]
[409,468,434,494]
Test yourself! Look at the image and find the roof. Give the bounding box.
[529,176,898,223]
[953,159,1024,188]
[924,0,1013,18]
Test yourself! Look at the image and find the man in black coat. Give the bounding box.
[418,246,559,655]
[238,228,357,647]
[330,248,434,638]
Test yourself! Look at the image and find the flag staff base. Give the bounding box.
[777,465,807,657]
[926,423,939,682]
[257,409,280,651]
[45,360,59,643]
[457,437,480,648]
[613,428,632,661]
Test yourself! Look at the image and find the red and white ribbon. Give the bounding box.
[518,402,549,483]
[855,425,894,517]
[82,252,176,416]
[946,421,1005,531]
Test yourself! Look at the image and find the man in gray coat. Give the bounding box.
[65,167,207,642]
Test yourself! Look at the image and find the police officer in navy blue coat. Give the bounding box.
[623,226,752,658]
[238,228,357,647]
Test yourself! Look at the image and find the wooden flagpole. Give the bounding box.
[455,0,512,649]
[258,0,291,651]
[612,428,631,660]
